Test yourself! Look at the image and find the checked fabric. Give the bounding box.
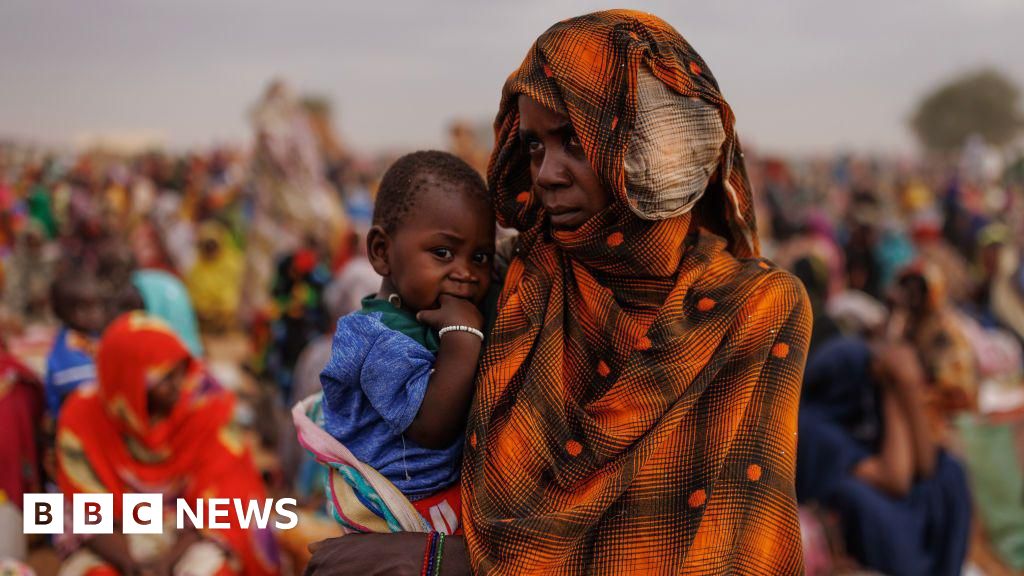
[462,10,812,575]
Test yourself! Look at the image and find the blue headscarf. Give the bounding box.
[131,269,204,357]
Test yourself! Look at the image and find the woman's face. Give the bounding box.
[517,95,612,231]
[147,359,189,421]
[893,274,929,316]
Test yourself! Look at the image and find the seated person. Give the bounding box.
[797,336,971,576]
[56,313,280,575]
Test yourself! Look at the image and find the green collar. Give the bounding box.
[357,296,440,353]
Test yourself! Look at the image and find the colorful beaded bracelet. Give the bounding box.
[421,531,446,576]
[420,532,436,576]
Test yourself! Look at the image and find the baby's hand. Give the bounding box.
[417,294,484,331]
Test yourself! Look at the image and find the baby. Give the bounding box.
[319,151,494,526]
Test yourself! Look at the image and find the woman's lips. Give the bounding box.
[548,208,584,229]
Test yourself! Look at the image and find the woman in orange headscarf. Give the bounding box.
[306,10,810,575]
[56,313,279,576]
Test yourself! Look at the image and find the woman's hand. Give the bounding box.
[138,558,173,576]
[304,533,470,576]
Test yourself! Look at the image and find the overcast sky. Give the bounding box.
[2,0,1022,155]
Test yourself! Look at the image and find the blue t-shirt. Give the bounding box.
[320,299,460,500]
[44,327,98,416]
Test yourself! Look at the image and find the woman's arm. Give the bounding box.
[851,386,915,497]
[854,343,938,497]
[84,531,143,575]
[875,343,938,477]
[304,533,471,576]
[142,527,203,576]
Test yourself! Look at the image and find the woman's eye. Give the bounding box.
[432,248,454,260]
[526,139,543,155]
[473,253,492,265]
[566,133,584,154]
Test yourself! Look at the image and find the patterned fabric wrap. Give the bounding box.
[292,393,431,534]
[464,10,811,574]
[487,9,757,256]
[56,313,279,576]
[624,66,726,220]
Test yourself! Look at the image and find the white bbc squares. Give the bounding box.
[22,494,63,534]
[122,494,164,534]
[73,494,114,534]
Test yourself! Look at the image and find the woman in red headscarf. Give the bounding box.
[307,10,810,575]
[56,313,279,575]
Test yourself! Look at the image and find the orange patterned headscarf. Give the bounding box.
[462,11,811,574]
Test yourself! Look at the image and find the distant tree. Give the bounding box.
[910,69,1023,152]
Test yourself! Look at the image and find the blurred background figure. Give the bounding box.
[187,219,244,333]
[55,313,280,576]
[242,80,349,325]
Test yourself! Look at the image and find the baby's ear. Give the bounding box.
[366,225,392,277]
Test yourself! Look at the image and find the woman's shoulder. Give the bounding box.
[720,257,812,343]
[54,383,101,430]
[732,256,811,307]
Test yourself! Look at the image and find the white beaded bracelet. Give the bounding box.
[438,325,485,341]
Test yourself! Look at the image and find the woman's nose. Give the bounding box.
[535,151,571,190]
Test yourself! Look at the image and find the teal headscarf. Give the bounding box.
[131,269,204,357]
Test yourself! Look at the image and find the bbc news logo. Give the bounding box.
[23,494,299,534]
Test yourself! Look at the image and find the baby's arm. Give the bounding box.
[406,295,485,449]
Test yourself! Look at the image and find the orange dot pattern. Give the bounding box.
[697,297,716,312]
[688,489,707,508]
[606,232,624,247]
[565,440,583,457]
[747,464,762,482]
[772,343,790,358]
[597,360,611,377]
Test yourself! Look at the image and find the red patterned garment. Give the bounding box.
[56,313,279,575]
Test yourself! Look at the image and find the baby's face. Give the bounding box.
[387,184,495,313]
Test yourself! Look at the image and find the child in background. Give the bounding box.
[317,151,494,533]
[44,266,106,416]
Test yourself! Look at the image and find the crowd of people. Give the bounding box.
[1,11,1024,574]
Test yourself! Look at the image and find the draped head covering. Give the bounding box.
[132,269,205,358]
[463,10,810,574]
[56,313,279,575]
[488,9,757,256]
[896,262,978,414]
